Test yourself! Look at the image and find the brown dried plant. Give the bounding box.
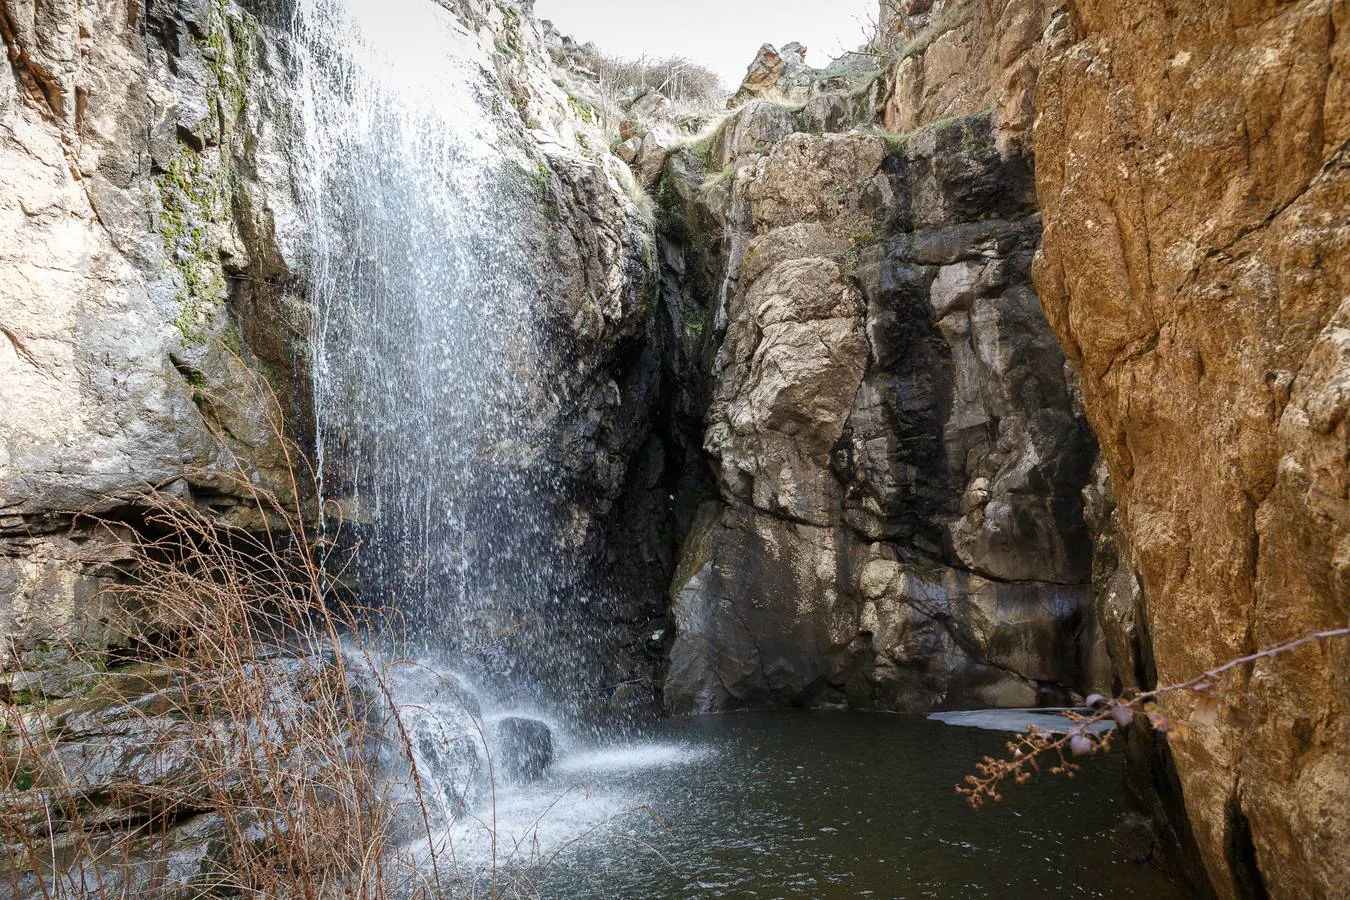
[0,365,451,898]
[0,357,676,899]
[958,624,1350,808]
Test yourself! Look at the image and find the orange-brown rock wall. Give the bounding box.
[1032,2,1348,897]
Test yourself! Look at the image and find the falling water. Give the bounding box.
[290,0,567,704]
[269,4,1201,893]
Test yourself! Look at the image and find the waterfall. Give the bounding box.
[290,0,562,703]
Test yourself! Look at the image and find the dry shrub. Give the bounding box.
[571,47,723,104]
[0,363,667,900]
[0,373,450,899]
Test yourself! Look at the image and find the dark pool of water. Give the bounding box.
[505,711,1188,899]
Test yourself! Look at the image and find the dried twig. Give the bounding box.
[958,624,1350,807]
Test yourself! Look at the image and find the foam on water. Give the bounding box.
[555,742,715,773]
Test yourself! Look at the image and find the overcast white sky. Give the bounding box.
[532,0,878,88]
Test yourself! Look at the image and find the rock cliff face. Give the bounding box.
[0,0,304,652]
[0,0,660,883]
[877,0,1055,153]
[1034,2,1349,897]
[0,0,659,674]
[2,0,1344,895]
[655,91,1104,713]
[651,2,1347,893]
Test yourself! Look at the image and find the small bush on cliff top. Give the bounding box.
[570,46,723,104]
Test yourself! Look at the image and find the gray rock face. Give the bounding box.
[0,0,661,698]
[1,655,370,895]
[0,0,304,651]
[660,109,1101,714]
[492,716,555,782]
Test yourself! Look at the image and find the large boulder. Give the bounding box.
[729,42,817,107]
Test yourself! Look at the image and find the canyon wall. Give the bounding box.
[0,0,1344,895]
[0,0,304,653]
[0,0,660,884]
[655,85,1104,712]
[1033,2,1348,897]
[650,2,1347,895]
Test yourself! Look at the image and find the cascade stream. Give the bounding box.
[293,0,565,703]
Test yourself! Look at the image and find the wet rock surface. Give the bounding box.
[657,103,1102,715]
[1,0,662,889]
[492,716,555,782]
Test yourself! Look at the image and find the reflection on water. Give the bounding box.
[450,711,1186,899]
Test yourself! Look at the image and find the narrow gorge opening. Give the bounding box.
[1,0,1344,897]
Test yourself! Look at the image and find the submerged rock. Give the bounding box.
[492,716,555,782]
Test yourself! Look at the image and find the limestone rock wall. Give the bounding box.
[877,0,1057,153]
[657,99,1103,714]
[0,0,307,653]
[1033,2,1349,897]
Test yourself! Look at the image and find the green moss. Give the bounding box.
[654,174,684,227]
[12,767,36,792]
[680,301,709,337]
[567,94,598,125]
[496,6,525,60]
[842,246,861,277]
[9,689,45,707]
[876,129,909,154]
[692,139,714,167]
[194,0,255,138]
[155,146,229,345]
[530,159,559,224]
[220,323,244,357]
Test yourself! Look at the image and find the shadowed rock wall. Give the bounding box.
[657,102,1103,714]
